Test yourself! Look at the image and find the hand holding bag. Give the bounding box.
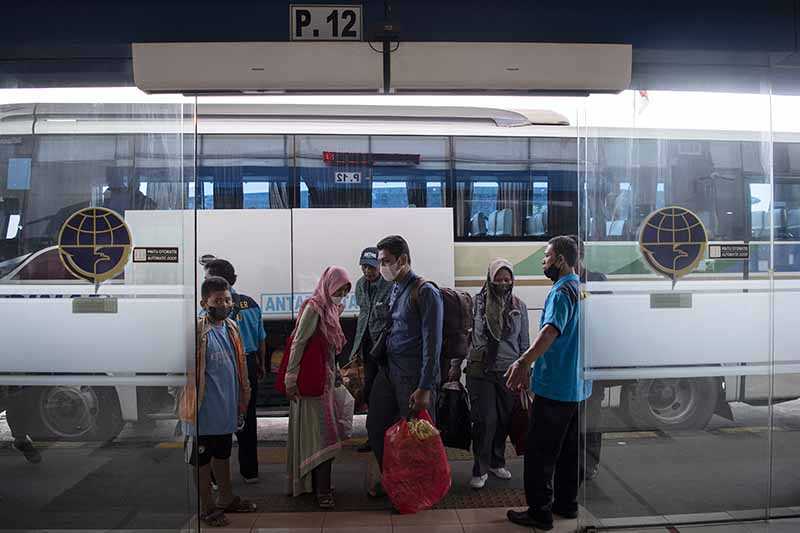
[340,355,366,406]
[509,389,533,456]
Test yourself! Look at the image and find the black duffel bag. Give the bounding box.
[436,381,472,451]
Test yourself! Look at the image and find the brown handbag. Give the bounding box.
[340,355,366,406]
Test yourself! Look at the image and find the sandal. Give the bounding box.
[317,491,335,509]
[221,495,257,513]
[199,509,230,528]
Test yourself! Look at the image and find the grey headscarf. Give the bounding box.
[483,258,515,341]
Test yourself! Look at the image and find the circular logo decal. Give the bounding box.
[58,207,132,284]
[639,206,708,283]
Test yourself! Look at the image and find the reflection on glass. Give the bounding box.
[580,90,778,530]
[0,98,196,530]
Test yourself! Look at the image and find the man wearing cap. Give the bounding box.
[350,247,392,452]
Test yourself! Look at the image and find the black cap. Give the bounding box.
[199,254,216,266]
[359,247,379,268]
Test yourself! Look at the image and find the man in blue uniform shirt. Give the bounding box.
[505,236,588,531]
[204,259,266,484]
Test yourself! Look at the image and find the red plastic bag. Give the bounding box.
[382,410,451,514]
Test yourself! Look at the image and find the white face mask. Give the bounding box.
[331,296,345,305]
[380,261,402,282]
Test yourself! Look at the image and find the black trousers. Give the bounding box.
[361,336,378,408]
[467,372,514,477]
[524,395,585,513]
[3,387,29,442]
[236,353,259,479]
[366,367,436,469]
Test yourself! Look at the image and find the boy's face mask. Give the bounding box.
[207,305,231,321]
[203,291,233,321]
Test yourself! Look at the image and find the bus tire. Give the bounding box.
[20,386,124,442]
[622,378,719,431]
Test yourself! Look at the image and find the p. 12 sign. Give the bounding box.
[334,172,362,184]
[290,5,362,41]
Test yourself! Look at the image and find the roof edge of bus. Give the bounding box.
[196,104,570,127]
[0,102,570,128]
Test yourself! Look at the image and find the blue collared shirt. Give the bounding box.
[532,273,591,402]
[386,271,443,391]
[231,288,266,355]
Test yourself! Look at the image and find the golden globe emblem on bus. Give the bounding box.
[638,206,707,286]
[57,207,132,284]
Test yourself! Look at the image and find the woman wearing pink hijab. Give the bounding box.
[285,266,352,508]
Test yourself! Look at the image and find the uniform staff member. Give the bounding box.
[204,259,267,485]
[505,236,588,531]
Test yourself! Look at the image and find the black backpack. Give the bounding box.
[410,278,474,378]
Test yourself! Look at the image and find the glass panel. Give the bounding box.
[370,136,447,208]
[199,134,290,210]
[579,90,774,530]
[0,92,197,530]
[454,137,577,239]
[296,135,371,208]
[769,94,800,519]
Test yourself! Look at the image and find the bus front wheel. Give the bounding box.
[622,378,719,431]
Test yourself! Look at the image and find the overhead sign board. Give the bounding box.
[290,5,362,41]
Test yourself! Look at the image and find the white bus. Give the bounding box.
[1,90,798,440]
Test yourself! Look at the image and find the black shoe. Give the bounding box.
[585,465,599,481]
[12,437,42,464]
[552,503,579,519]
[357,442,372,453]
[507,509,553,530]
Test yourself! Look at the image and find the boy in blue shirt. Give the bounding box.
[178,276,256,527]
[505,236,588,531]
[204,259,267,484]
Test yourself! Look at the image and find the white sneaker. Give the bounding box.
[470,473,488,489]
[489,467,512,480]
[242,476,259,484]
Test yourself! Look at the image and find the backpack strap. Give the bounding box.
[409,276,437,311]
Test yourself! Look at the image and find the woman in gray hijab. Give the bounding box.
[466,258,530,489]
